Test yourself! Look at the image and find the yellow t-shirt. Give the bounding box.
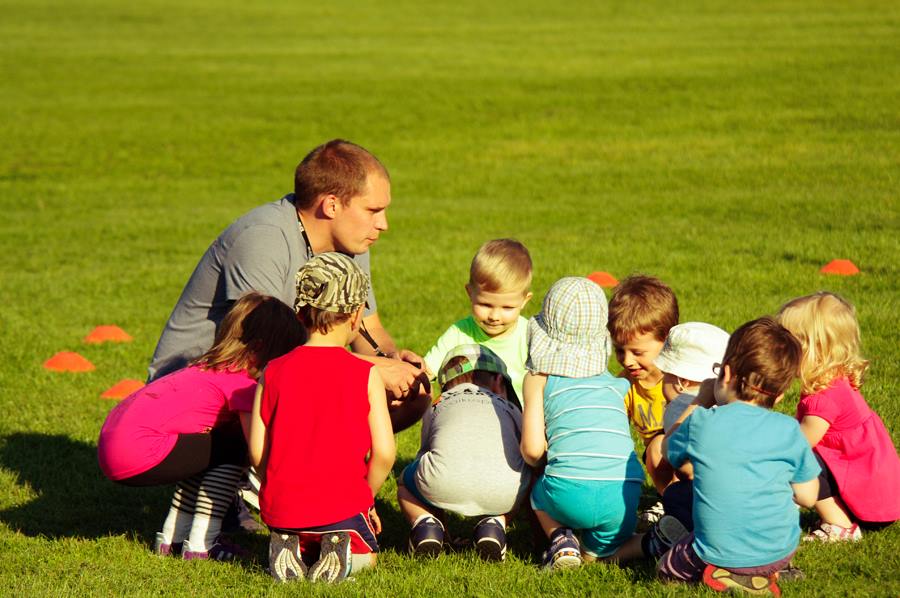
[623,379,665,442]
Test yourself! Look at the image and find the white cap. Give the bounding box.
[654,322,729,382]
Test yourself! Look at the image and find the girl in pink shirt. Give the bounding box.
[98,292,304,559]
[779,291,900,541]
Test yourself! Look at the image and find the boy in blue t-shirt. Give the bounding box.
[659,317,820,596]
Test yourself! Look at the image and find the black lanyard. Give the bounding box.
[297,210,387,358]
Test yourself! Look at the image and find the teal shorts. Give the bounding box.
[531,475,641,557]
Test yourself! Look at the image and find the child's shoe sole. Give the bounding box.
[269,533,307,582]
[308,532,352,583]
[703,564,781,596]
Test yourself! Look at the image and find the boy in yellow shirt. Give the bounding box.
[607,274,679,523]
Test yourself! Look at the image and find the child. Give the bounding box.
[423,239,533,405]
[653,321,730,530]
[659,318,820,596]
[398,344,531,561]
[520,277,647,569]
[607,274,679,515]
[249,252,396,584]
[97,292,305,559]
[778,291,900,540]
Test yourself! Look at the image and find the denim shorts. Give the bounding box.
[531,475,640,557]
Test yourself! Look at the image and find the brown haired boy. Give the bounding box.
[607,274,679,513]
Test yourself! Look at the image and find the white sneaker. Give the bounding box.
[804,522,862,542]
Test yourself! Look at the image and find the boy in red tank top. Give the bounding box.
[249,252,396,584]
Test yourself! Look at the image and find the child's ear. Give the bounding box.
[721,364,733,385]
[521,291,534,307]
[773,393,785,406]
[490,373,506,396]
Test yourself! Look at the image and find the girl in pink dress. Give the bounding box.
[778,291,900,541]
[98,292,305,559]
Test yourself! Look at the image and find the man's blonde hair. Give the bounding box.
[777,291,869,395]
[469,239,532,293]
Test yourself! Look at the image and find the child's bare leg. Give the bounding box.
[397,485,444,524]
[601,534,646,563]
[534,509,565,538]
[815,497,854,528]
[645,435,673,494]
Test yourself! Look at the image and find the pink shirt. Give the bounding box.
[797,377,900,522]
[98,366,256,481]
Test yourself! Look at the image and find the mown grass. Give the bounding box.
[1,0,898,595]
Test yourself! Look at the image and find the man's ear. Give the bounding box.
[320,194,340,219]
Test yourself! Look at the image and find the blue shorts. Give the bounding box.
[401,457,439,511]
[531,475,641,557]
[269,511,379,554]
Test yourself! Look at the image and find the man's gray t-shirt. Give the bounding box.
[412,382,531,517]
[147,194,377,381]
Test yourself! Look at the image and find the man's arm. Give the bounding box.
[351,312,427,397]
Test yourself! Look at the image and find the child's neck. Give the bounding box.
[305,323,354,348]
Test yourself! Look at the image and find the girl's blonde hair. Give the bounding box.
[777,291,869,395]
[192,292,306,379]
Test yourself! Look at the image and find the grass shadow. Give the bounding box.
[0,432,171,543]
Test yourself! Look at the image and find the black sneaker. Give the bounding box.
[541,528,581,571]
[409,516,444,557]
[473,517,506,562]
[645,515,689,559]
[308,532,352,583]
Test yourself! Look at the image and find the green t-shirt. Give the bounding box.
[423,315,528,406]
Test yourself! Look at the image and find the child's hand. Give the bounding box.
[368,506,382,534]
[693,378,718,408]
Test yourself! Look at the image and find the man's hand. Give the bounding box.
[375,355,427,401]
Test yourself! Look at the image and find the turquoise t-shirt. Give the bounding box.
[544,373,645,482]
[667,401,820,568]
[423,315,528,406]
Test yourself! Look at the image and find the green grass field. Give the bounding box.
[1,0,899,594]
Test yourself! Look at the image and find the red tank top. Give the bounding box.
[259,345,374,528]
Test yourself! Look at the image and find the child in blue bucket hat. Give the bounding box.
[520,277,685,569]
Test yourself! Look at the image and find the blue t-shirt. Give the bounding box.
[544,373,644,482]
[667,401,820,568]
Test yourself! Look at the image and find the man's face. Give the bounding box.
[331,173,391,255]
[613,331,666,384]
[466,284,532,339]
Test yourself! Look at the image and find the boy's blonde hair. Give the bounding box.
[469,239,532,293]
[607,274,679,345]
[777,291,869,395]
[722,317,801,408]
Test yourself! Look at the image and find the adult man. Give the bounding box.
[148,139,429,430]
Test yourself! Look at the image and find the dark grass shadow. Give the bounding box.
[0,432,172,544]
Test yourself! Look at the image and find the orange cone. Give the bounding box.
[101,379,144,400]
[588,271,619,288]
[85,325,133,343]
[44,351,95,372]
[820,259,859,276]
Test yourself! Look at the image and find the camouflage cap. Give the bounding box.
[294,252,370,314]
[438,344,513,393]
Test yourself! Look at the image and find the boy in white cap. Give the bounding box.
[652,322,730,530]
[398,344,531,561]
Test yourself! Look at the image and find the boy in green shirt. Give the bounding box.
[423,239,533,405]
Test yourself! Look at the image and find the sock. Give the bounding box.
[161,478,201,543]
[349,553,375,575]
[412,513,439,528]
[186,464,245,551]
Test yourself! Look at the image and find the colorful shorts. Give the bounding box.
[270,510,379,554]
